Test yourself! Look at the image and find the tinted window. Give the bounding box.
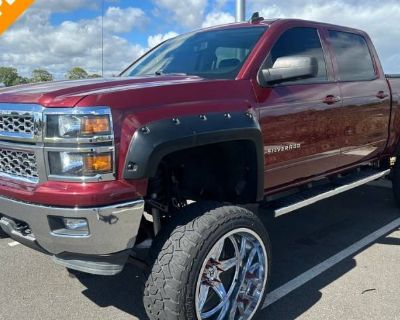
[215,47,250,68]
[328,30,376,81]
[263,27,328,83]
[122,27,267,80]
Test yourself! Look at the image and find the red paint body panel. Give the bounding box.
[0,176,148,207]
[256,82,343,189]
[1,19,400,207]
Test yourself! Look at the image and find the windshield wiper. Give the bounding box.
[154,70,187,76]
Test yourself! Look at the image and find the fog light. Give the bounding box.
[49,217,89,237]
[63,218,89,232]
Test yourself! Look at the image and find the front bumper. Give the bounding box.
[0,196,145,274]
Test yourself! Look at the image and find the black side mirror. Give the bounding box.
[258,56,318,86]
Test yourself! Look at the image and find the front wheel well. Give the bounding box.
[146,140,261,207]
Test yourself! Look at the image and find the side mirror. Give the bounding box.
[258,56,318,86]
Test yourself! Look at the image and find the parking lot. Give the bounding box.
[1,180,400,320]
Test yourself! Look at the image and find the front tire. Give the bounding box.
[144,202,271,320]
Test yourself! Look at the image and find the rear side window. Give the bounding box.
[264,27,328,84]
[328,30,376,81]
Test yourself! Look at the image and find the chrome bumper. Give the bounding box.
[0,195,144,255]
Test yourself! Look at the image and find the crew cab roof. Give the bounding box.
[203,18,365,36]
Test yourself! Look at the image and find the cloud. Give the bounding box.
[252,0,400,73]
[153,0,207,28]
[33,0,97,12]
[2,0,399,79]
[214,0,228,11]
[103,6,147,33]
[147,31,179,48]
[0,7,147,78]
[202,11,235,28]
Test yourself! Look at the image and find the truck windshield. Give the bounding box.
[121,26,267,80]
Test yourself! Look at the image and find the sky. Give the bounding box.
[1,0,399,79]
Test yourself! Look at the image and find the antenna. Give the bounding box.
[101,0,104,77]
[249,12,264,23]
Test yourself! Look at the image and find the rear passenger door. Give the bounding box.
[327,30,391,166]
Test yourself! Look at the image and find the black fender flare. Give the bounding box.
[123,111,265,201]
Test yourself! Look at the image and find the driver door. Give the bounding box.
[255,26,343,191]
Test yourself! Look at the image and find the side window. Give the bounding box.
[264,27,328,84]
[328,30,376,81]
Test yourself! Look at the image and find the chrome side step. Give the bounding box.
[274,169,391,217]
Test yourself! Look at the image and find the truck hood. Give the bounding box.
[0,76,203,107]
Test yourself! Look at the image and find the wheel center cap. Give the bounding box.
[207,266,218,279]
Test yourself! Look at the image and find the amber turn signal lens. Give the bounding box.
[81,116,111,135]
[84,154,112,173]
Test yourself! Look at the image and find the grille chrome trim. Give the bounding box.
[0,148,39,183]
[0,104,43,143]
[0,114,34,134]
[0,104,45,184]
[0,141,45,184]
[0,148,39,181]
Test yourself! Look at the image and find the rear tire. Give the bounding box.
[0,228,9,239]
[393,160,400,207]
[143,202,271,320]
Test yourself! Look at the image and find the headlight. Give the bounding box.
[48,152,113,176]
[47,114,111,138]
[44,107,115,182]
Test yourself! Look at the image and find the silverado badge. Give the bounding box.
[266,143,301,154]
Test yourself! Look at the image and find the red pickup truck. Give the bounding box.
[1,16,399,320]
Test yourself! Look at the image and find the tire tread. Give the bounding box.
[143,202,270,320]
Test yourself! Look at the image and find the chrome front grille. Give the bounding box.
[0,148,39,183]
[0,104,44,184]
[0,104,42,143]
[0,114,35,135]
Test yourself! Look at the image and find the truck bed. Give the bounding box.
[387,74,400,99]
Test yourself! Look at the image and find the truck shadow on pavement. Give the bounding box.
[73,184,399,320]
[71,264,148,319]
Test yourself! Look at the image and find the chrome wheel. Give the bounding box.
[195,228,268,320]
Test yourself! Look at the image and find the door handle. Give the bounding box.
[323,95,341,105]
[376,91,389,99]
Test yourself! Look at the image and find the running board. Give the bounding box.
[274,169,391,217]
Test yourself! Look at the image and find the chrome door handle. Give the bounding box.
[376,91,389,99]
[323,95,341,105]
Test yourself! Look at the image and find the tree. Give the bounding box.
[89,73,102,78]
[0,67,19,87]
[11,76,29,86]
[0,67,29,87]
[67,67,89,80]
[31,68,53,83]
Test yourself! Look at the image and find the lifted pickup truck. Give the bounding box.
[0,16,399,320]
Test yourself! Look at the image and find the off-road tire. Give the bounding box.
[393,160,400,207]
[0,228,9,238]
[143,202,271,320]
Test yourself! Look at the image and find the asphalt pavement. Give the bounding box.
[1,179,399,320]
